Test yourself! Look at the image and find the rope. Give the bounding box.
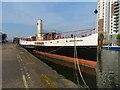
[73,36,90,90]
[73,36,80,85]
[48,43,68,53]
[39,35,90,90]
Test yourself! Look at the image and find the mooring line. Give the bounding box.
[74,36,90,90]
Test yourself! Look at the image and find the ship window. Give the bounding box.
[50,42,52,43]
[66,40,68,42]
[57,41,59,43]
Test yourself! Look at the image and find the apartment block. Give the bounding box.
[97,0,120,41]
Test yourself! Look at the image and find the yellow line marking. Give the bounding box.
[17,55,29,88]
[39,74,58,88]
[22,75,29,88]
[23,54,35,64]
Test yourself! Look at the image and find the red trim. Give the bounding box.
[33,50,96,75]
[33,50,96,68]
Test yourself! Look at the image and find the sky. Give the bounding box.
[1,2,97,40]
[2,0,97,2]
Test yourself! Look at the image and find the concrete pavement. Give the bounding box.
[2,42,78,88]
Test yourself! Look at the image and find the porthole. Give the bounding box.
[57,41,59,43]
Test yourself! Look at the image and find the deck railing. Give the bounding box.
[20,28,96,41]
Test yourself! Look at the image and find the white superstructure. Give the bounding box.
[20,33,98,46]
[20,19,98,47]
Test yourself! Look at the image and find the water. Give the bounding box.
[96,49,120,89]
[31,49,120,89]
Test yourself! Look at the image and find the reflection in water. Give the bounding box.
[30,49,120,89]
[96,50,120,88]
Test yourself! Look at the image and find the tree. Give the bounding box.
[116,34,120,46]
[2,33,7,41]
[98,32,104,47]
[116,34,120,41]
[98,32,104,40]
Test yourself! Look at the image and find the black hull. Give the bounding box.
[35,46,97,61]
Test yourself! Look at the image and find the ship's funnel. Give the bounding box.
[37,19,42,40]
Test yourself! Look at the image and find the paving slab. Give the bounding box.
[2,42,79,88]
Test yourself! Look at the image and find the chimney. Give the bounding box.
[37,19,42,40]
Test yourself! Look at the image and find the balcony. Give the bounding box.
[114,23,119,25]
[114,26,119,28]
[114,3,119,6]
[114,8,119,11]
[113,29,119,33]
[114,1,119,4]
[114,13,119,16]
[114,16,119,19]
[114,19,119,22]
[114,6,119,10]
[114,10,119,14]
[113,26,119,29]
